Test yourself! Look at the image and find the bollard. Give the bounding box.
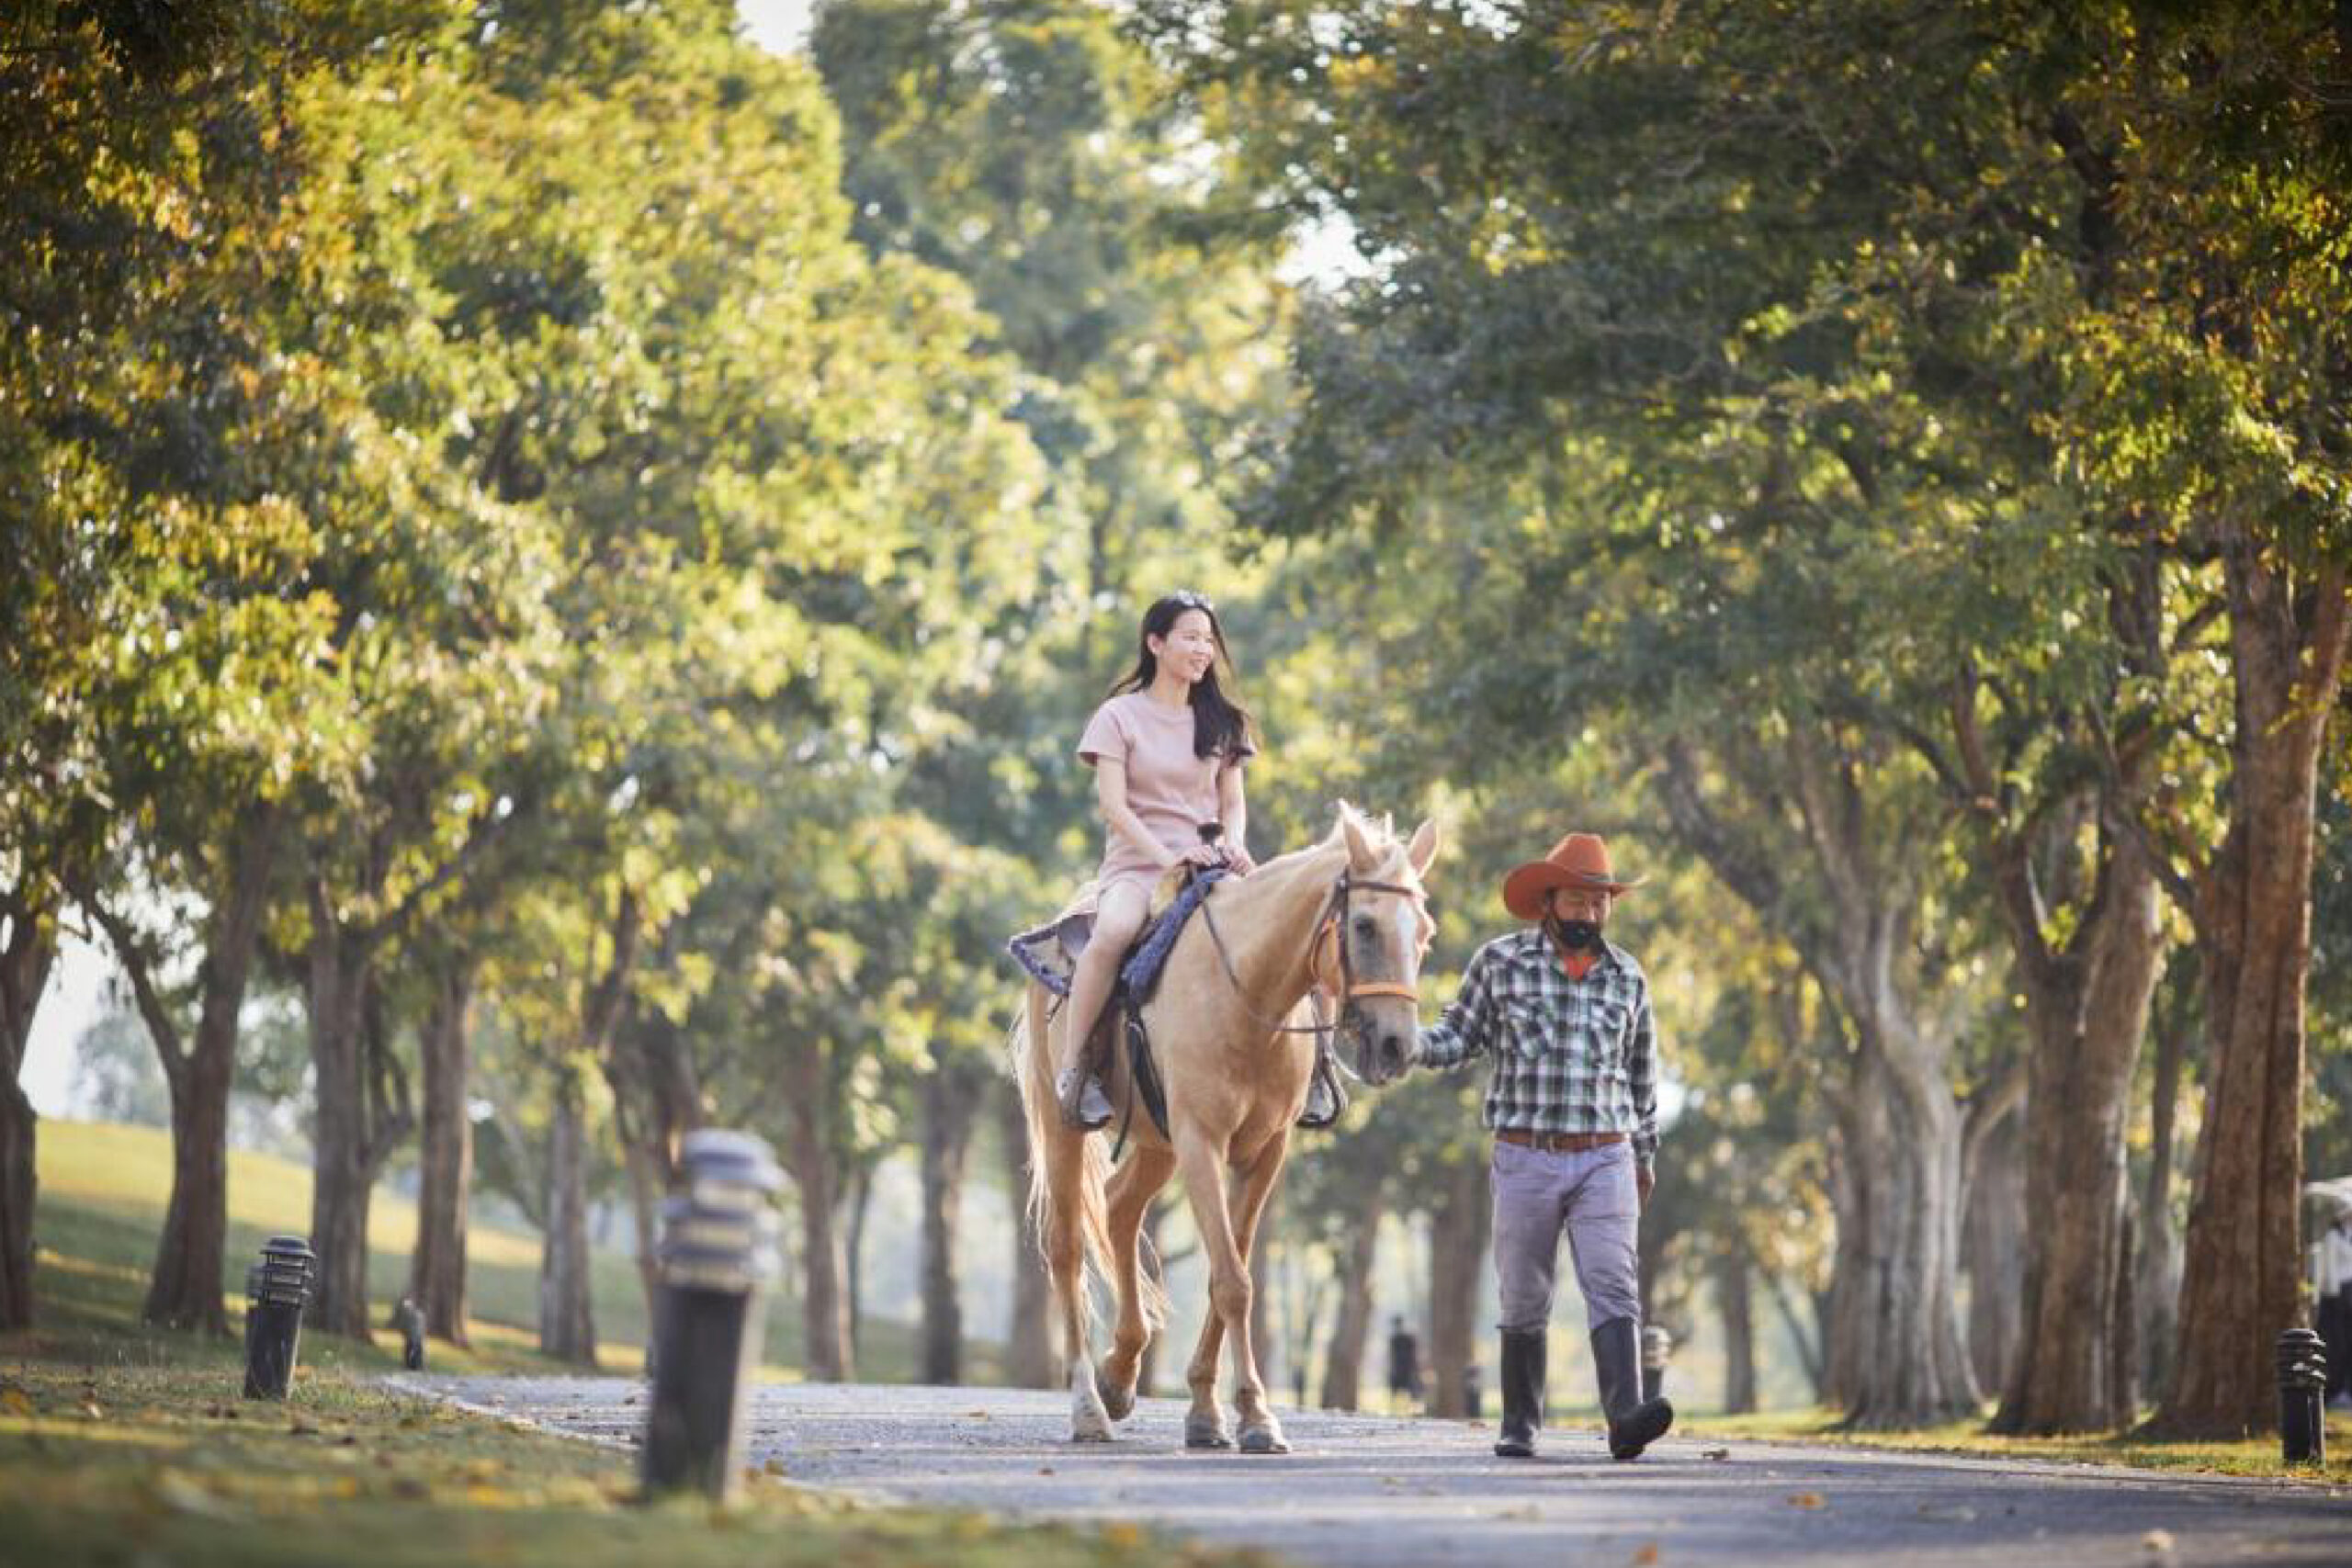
[243,1235,316,1400]
[2278,1328,2328,1465]
[1640,1323,1674,1405]
[640,1129,784,1502]
[393,1296,426,1371]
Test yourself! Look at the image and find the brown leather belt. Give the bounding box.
[1496,1128,1628,1154]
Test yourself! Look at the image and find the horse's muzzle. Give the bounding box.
[1357,1024,1414,1086]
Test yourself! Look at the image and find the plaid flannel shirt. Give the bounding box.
[1416,928,1659,1168]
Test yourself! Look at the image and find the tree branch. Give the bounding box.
[76,886,188,1091]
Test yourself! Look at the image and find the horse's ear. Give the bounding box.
[1341,808,1376,870]
[1407,818,1441,875]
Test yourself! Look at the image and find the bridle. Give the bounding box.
[1306,871,1422,1006]
[1199,865,1425,1039]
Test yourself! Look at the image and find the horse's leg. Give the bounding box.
[1173,1126,1261,1452]
[1223,1132,1294,1454]
[1098,1145,1176,1421]
[1033,996,1114,1443]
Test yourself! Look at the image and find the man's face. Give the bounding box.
[1546,886,1612,928]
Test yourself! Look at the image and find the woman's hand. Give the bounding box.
[1224,846,1258,875]
[1171,842,1224,871]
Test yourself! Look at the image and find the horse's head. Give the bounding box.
[1318,807,1441,1087]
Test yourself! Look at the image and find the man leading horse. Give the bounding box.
[1410,829,1675,1462]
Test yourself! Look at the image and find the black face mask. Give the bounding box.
[1550,918,1602,952]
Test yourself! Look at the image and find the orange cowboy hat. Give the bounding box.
[1501,832,1645,921]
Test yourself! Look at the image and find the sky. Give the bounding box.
[739,0,813,53]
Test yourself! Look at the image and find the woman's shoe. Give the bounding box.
[1056,1065,1114,1131]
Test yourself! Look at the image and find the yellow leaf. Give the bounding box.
[0,1386,33,1417]
[1787,1492,1826,1508]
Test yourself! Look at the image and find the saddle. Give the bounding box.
[1005,868,1347,1153]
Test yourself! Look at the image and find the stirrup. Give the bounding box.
[1295,1039,1348,1129]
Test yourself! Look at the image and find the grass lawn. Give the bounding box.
[13,1120,977,1381]
[0,1359,1272,1568]
[1682,1405,2352,1484]
[4,1122,1240,1568]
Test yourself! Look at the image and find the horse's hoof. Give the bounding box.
[1183,1414,1233,1450]
[1238,1425,1290,1456]
[1095,1363,1136,1423]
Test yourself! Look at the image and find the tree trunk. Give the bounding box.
[844,1164,875,1359]
[306,885,379,1340]
[1767,1269,1828,1402]
[1319,1185,1383,1410]
[409,959,475,1347]
[2136,974,2193,1402]
[1827,1041,1982,1427]
[1425,1154,1488,1417]
[2160,549,2348,1436]
[785,1044,854,1382]
[918,1064,981,1385]
[603,1000,701,1324]
[0,894,58,1332]
[537,1071,598,1366]
[998,1079,1057,1387]
[1662,733,1979,1426]
[1965,1110,2026,1398]
[1718,1241,1758,1416]
[1980,768,2166,1433]
[96,800,282,1334]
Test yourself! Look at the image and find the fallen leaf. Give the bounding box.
[1632,1545,1661,1565]
[1102,1523,1147,1550]
[1700,1447,1730,1461]
[155,1471,238,1520]
[1037,1465,1056,1475]
[1786,1492,1826,1509]
[965,1409,991,1419]
[2143,1529,2176,1554]
[1,1386,34,1417]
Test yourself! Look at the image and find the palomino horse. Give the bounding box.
[1017,805,1439,1452]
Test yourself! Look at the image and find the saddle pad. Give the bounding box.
[1003,867,1229,998]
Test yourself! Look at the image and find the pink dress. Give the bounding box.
[1077,691,1254,902]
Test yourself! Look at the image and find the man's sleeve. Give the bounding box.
[1416,947,1495,1070]
[1629,977,1658,1168]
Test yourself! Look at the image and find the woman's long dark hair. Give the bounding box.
[1108,592,1258,761]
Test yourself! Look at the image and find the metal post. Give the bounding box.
[2278,1328,2327,1465]
[1641,1323,1673,1405]
[243,1235,316,1400]
[393,1296,426,1371]
[640,1130,784,1502]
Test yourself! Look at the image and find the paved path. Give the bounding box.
[402,1377,2352,1567]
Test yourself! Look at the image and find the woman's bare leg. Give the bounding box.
[1057,881,1149,1124]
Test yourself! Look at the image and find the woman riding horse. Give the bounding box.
[1016,799,1438,1452]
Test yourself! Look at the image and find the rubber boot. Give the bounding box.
[1591,1316,1674,1461]
[1493,1327,1545,1458]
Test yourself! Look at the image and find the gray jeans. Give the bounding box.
[1490,1137,1641,1333]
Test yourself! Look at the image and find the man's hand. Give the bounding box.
[1636,1163,1655,1211]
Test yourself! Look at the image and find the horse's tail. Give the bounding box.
[1013,980,1119,1356]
